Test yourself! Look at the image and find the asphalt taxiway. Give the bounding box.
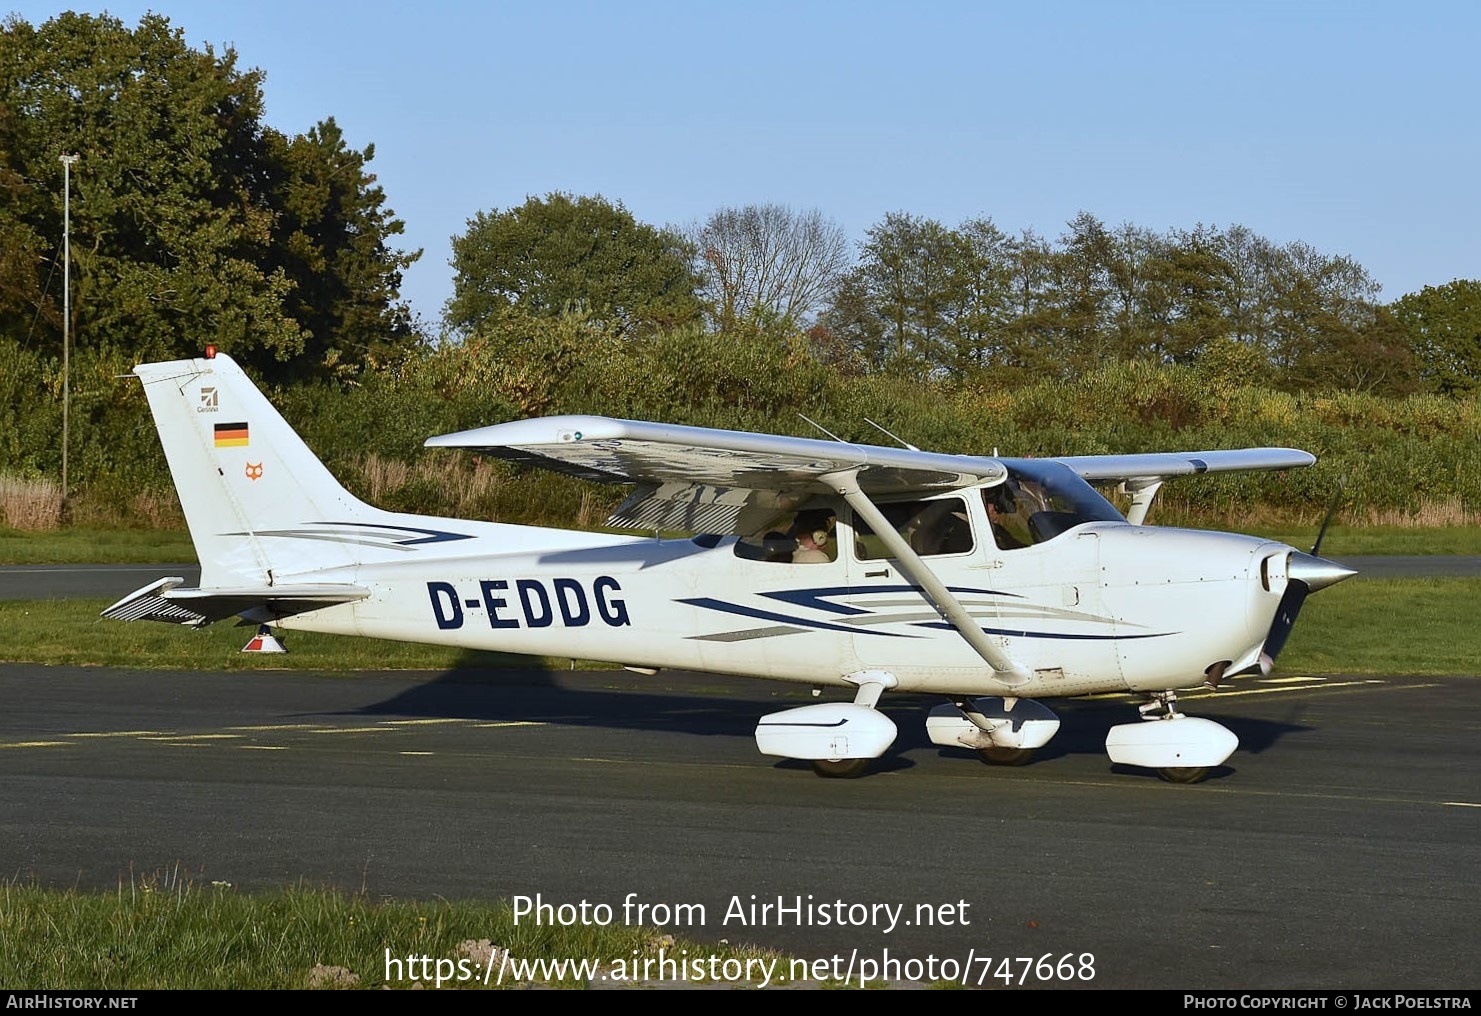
[1,661,1476,989]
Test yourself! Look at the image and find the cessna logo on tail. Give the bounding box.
[428,577,631,630]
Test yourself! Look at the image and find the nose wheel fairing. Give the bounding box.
[1106,691,1238,783]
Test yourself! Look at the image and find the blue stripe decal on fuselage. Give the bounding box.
[322,522,477,545]
[762,584,1023,616]
[679,597,913,637]
[916,622,1177,641]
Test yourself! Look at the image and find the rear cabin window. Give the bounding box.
[733,508,838,564]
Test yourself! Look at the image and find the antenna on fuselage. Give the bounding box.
[863,418,919,451]
[798,413,849,444]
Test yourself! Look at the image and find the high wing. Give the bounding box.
[428,415,1314,531]
[1055,448,1315,482]
[427,415,1007,535]
[1054,448,1315,525]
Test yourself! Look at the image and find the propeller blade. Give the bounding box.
[1260,552,1358,671]
[1311,475,1347,556]
[1261,579,1310,667]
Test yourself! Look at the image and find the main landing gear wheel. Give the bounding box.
[1158,766,1211,784]
[976,747,1034,766]
[811,758,870,779]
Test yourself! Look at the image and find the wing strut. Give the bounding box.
[825,471,1031,688]
[1122,478,1164,525]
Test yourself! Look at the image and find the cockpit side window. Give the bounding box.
[984,462,1124,550]
[853,497,974,560]
[983,483,1034,550]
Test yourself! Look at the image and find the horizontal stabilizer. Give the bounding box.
[102,576,369,626]
[99,577,203,625]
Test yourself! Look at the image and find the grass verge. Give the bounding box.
[0,527,196,565]
[0,599,567,671]
[1238,524,1481,556]
[1,876,783,989]
[1279,577,1481,675]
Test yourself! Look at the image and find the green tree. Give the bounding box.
[1391,280,1481,394]
[944,217,1015,375]
[262,119,421,379]
[445,192,703,338]
[0,12,418,379]
[823,211,963,375]
[1138,225,1230,366]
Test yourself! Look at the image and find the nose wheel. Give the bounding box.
[1158,765,1212,784]
[811,758,871,779]
[1106,690,1238,783]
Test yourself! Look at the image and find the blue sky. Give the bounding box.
[11,1,1480,327]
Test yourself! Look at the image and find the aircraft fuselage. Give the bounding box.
[274,510,1291,700]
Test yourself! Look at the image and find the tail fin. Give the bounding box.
[134,353,388,587]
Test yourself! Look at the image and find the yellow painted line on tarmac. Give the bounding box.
[472,721,545,729]
[140,733,243,741]
[380,718,467,726]
[0,740,69,748]
[227,723,330,732]
[1441,801,1481,808]
[1258,676,1327,684]
[399,751,435,756]
[309,726,395,734]
[1190,679,1390,699]
[239,745,288,751]
[70,730,169,738]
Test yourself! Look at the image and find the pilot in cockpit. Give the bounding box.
[985,484,1031,550]
[788,509,835,564]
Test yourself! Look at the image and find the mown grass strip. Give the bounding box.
[0,878,781,989]
[0,528,197,565]
[1279,577,1481,675]
[1238,524,1481,556]
[0,599,553,672]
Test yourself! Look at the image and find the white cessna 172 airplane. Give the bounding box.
[105,350,1354,782]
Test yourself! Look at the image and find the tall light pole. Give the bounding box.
[60,153,77,499]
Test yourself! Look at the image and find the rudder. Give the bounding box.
[134,353,386,586]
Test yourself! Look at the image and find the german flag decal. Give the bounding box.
[214,422,249,448]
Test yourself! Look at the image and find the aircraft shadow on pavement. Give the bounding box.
[350,667,1314,770]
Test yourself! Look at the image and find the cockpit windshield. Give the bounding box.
[984,461,1124,550]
